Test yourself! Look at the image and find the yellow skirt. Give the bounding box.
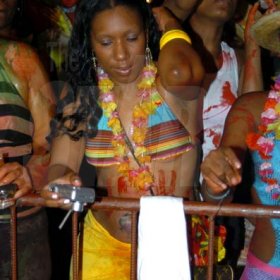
[71,210,131,280]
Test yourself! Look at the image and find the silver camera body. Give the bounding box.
[49,184,95,212]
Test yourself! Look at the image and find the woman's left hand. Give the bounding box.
[244,3,261,45]
[0,162,32,199]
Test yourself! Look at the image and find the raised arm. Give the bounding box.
[200,92,266,201]
[153,7,204,100]
[239,3,263,95]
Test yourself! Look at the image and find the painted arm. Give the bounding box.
[5,42,55,193]
[153,7,204,100]
[200,92,266,201]
[240,3,263,95]
[23,44,56,191]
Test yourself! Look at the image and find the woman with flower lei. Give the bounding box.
[201,77,280,278]
[42,0,204,279]
[201,3,280,279]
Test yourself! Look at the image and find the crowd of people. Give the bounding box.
[0,0,280,279]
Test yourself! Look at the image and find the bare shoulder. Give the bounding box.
[233,91,266,109]
[231,91,267,121]
[2,39,37,59]
[2,39,41,79]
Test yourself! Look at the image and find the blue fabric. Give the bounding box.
[252,133,280,267]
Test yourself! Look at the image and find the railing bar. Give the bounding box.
[72,212,79,280]
[207,216,215,280]
[16,195,280,280]
[130,211,138,280]
[10,206,17,280]
[90,199,280,218]
[18,196,280,219]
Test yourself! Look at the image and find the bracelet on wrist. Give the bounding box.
[203,183,232,201]
[159,29,192,50]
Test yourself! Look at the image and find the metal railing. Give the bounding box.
[6,195,280,279]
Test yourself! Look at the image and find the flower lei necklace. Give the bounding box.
[246,76,280,200]
[98,63,162,191]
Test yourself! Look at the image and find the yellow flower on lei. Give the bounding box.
[133,170,154,191]
[138,155,151,164]
[112,141,126,157]
[99,78,114,93]
[133,105,148,119]
[267,120,280,140]
[134,146,147,158]
[108,117,122,134]
[98,62,159,191]
[132,128,146,144]
[101,102,117,116]
[142,101,157,115]
[117,162,129,174]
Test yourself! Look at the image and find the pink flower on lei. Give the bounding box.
[259,162,273,177]
[256,136,274,155]
[261,108,277,126]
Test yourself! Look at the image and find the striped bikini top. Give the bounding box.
[85,91,193,167]
[0,62,34,157]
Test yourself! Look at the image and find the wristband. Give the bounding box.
[203,183,232,201]
[160,29,192,50]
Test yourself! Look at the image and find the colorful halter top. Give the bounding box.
[85,91,193,166]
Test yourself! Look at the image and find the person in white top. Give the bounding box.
[164,0,264,268]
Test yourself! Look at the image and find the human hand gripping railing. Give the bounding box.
[11,195,280,280]
[4,185,95,280]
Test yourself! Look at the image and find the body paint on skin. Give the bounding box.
[223,106,256,143]
[156,169,176,195]
[5,43,37,80]
[118,176,128,194]
[244,48,259,80]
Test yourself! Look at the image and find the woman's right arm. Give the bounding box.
[41,132,86,208]
[48,135,85,181]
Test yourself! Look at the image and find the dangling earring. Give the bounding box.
[145,29,153,66]
[92,53,105,78]
[92,53,97,73]
[145,45,153,66]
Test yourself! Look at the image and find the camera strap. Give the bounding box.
[120,120,155,196]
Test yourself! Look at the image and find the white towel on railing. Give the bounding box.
[137,196,191,280]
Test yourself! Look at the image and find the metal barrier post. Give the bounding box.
[10,206,17,280]
[72,212,79,280]
[130,211,138,280]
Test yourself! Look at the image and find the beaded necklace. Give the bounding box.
[246,77,280,200]
[98,63,162,191]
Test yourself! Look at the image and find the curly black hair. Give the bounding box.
[50,0,160,141]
